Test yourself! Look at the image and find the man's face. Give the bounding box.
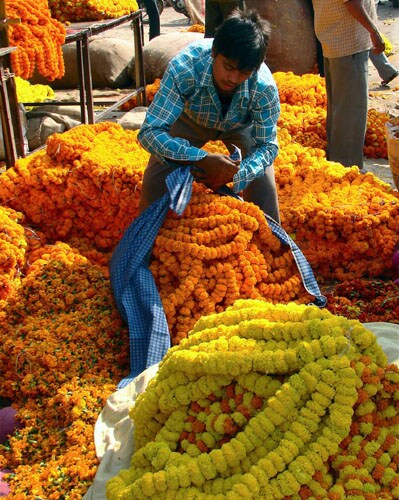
[212,51,254,96]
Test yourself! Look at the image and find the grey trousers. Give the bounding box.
[369,50,398,82]
[324,51,369,169]
[139,112,280,222]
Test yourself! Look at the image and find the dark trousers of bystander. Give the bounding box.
[140,0,161,40]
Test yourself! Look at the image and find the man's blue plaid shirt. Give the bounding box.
[138,39,280,194]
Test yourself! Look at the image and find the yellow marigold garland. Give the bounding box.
[6,0,66,80]
[106,299,398,499]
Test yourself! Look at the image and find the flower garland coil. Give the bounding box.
[106,300,398,499]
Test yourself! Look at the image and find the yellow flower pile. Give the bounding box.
[6,0,66,81]
[107,299,399,499]
[48,0,139,23]
[120,73,390,158]
[275,130,399,280]
[275,72,390,159]
[15,76,55,109]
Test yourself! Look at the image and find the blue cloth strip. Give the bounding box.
[110,167,326,388]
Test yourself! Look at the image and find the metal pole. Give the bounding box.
[0,2,25,166]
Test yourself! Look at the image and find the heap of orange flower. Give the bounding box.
[0,239,129,498]
[48,0,138,23]
[6,0,66,81]
[186,23,205,33]
[126,73,389,157]
[0,122,148,249]
[0,206,26,303]
[0,68,397,497]
[119,78,161,111]
[151,189,313,343]
[1,121,398,282]
[275,129,399,281]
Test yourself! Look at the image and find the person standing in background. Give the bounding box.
[140,0,161,40]
[311,0,385,170]
[370,50,399,86]
[204,0,244,38]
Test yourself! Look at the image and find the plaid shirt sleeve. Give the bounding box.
[138,65,208,163]
[232,81,280,194]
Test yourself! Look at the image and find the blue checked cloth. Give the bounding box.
[110,165,326,388]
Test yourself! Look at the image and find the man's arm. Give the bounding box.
[138,69,208,163]
[232,82,280,193]
[344,0,385,54]
[138,65,240,190]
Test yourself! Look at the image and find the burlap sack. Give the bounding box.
[30,38,135,89]
[143,32,203,83]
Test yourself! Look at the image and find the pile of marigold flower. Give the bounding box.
[107,299,399,499]
[6,0,66,81]
[275,128,399,280]
[15,77,55,109]
[276,72,390,158]
[0,77,398,495]
[0,122,149,249]
[150,189,314,343]
[128,73,389,157]
[0,206,26,302]
[1,121,399,283]
[48,0,138,22]
[186,23,205,33]
[120,78,161,111]
[0,237,129,498]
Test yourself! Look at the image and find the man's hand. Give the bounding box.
[370,29,385,54]
[192,153,240,191]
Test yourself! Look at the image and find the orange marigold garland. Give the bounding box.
[48,0,139,23]
[0,122,148,249]
[151,189,314,343]
[6,0,66,81]
[275,130,399,281]
[0,206,26,304]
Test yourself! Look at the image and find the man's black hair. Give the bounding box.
[212,8,272,72]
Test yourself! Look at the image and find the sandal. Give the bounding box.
[381,70,399,86]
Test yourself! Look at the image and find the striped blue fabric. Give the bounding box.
[110,167,326,388]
